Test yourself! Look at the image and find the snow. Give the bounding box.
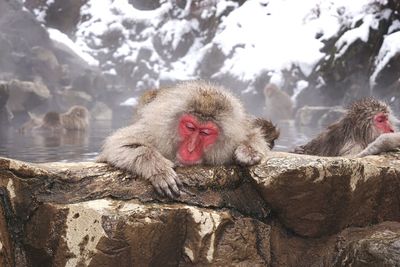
[48,28,99,67]
[370,31,400,87]
[29,0,394,98]
[213,0,379,82]
[120,97,138,106]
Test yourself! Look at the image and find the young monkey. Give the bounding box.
[97,80,270,198]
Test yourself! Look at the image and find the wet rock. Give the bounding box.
[0,157,270,266]
[333,223,400,266]
[90,102,112,121]
[24,0,86,36]
[2,151,400,265]
[295,105,345,127]
[7,79,51,114]
[54,88,92,110]
[0,81,12,125]
[251,151,400,237]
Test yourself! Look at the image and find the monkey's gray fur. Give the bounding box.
[294,98,398,157]
[97,80,270,198]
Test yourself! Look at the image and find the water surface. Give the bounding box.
[0,120,318,163]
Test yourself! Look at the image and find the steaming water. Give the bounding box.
[0,121,115,163]
[0,120,318,163]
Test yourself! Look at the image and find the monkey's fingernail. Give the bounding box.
[166,189,175,199]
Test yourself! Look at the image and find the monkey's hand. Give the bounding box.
[234,144,263,166]
[148,167,183,199]
[357,132,400,157]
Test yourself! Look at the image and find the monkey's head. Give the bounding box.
[347,98,395,144]
[67,106,89,119]
[176,85,242,165]
[264,83,279,97]
[140,81,248,166]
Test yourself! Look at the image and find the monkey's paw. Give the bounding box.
[148,169,183,199]
[234,144,262,166]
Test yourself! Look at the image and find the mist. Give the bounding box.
[0,0,399,162]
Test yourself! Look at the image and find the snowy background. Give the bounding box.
[22,0,400,115]
[0,0,399,161]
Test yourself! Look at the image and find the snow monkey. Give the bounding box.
[19,105,90,133]
[294,98,398,157]
[134,88,281,148]
[264,83,294,121]
[60,105,90,131]
[97,80,270,198]
[252,118,280,149]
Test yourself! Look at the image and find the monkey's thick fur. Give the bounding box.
[19,105,89,133]
[294,98,397,156]
[97,80,270,197]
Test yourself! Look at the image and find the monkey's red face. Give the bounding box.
[374,113,394,134]
[177,114,219,165]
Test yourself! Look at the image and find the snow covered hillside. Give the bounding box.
[21,0,400,114]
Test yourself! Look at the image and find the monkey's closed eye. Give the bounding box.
[200,129,211,136]
[186,122,196,131]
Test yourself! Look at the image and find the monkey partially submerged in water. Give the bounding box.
[97,80,271,198]
[19,105,90,133]
[294,98,399,157]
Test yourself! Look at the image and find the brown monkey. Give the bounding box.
[357,132,400,157]
[132,89,160,121]
[264,83,294,121]
[252,118,280,149]
[97,80,270,198]
[135,89,281,149]
[19,105,89,133]
[61,105,90,131]
[294,98,397,156]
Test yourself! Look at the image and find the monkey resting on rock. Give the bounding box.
[97,80,271,198]
[294,98,400,157]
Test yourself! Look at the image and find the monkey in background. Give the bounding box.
[264,83,294,121]
[252,118,280,149]
[294,98,398,157]
[61,105,90,131]
[19,105,90,133]
[97,80,271,198]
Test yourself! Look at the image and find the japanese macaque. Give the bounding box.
[253,118,280,149]
[61,105,90,131]
[19,105,89,133]
[264,83,294,121]
[97,80,270,198]
[135,89,280,149]
[294,98,398,157]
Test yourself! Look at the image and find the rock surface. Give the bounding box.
[1,152,400,266]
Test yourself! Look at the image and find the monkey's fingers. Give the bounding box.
[234,145,262,166]
[150,173,181,199]
[164,174,181,197]
[153,178,175,199]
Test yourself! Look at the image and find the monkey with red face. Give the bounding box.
[294,98,398,157]
[97,80,270,198]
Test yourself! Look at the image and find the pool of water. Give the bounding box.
[0,121,115,163]
[0,120,318,163]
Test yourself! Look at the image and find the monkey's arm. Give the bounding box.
[234,126,269,166]
[357,132,400,157]
[97,126,182,198]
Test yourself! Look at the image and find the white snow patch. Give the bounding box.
[48,28,99,66]
[292,80,309,102]
[120,97,138,106]
[370,31,400,87]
